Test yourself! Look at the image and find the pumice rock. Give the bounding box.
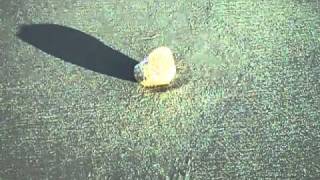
[134,46,176,87]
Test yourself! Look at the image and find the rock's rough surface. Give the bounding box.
[134,47,176,87]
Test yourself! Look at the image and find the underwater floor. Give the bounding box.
[1,0,320,179]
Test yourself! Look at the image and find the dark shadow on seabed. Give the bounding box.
[16,24,138,82]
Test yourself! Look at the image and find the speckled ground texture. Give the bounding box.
[1,0,320,179]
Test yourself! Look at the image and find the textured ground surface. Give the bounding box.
[1,0,320,179]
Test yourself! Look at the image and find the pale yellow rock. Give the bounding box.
[134,46,176,87]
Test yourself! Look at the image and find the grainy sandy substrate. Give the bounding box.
[1,0,320,179]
